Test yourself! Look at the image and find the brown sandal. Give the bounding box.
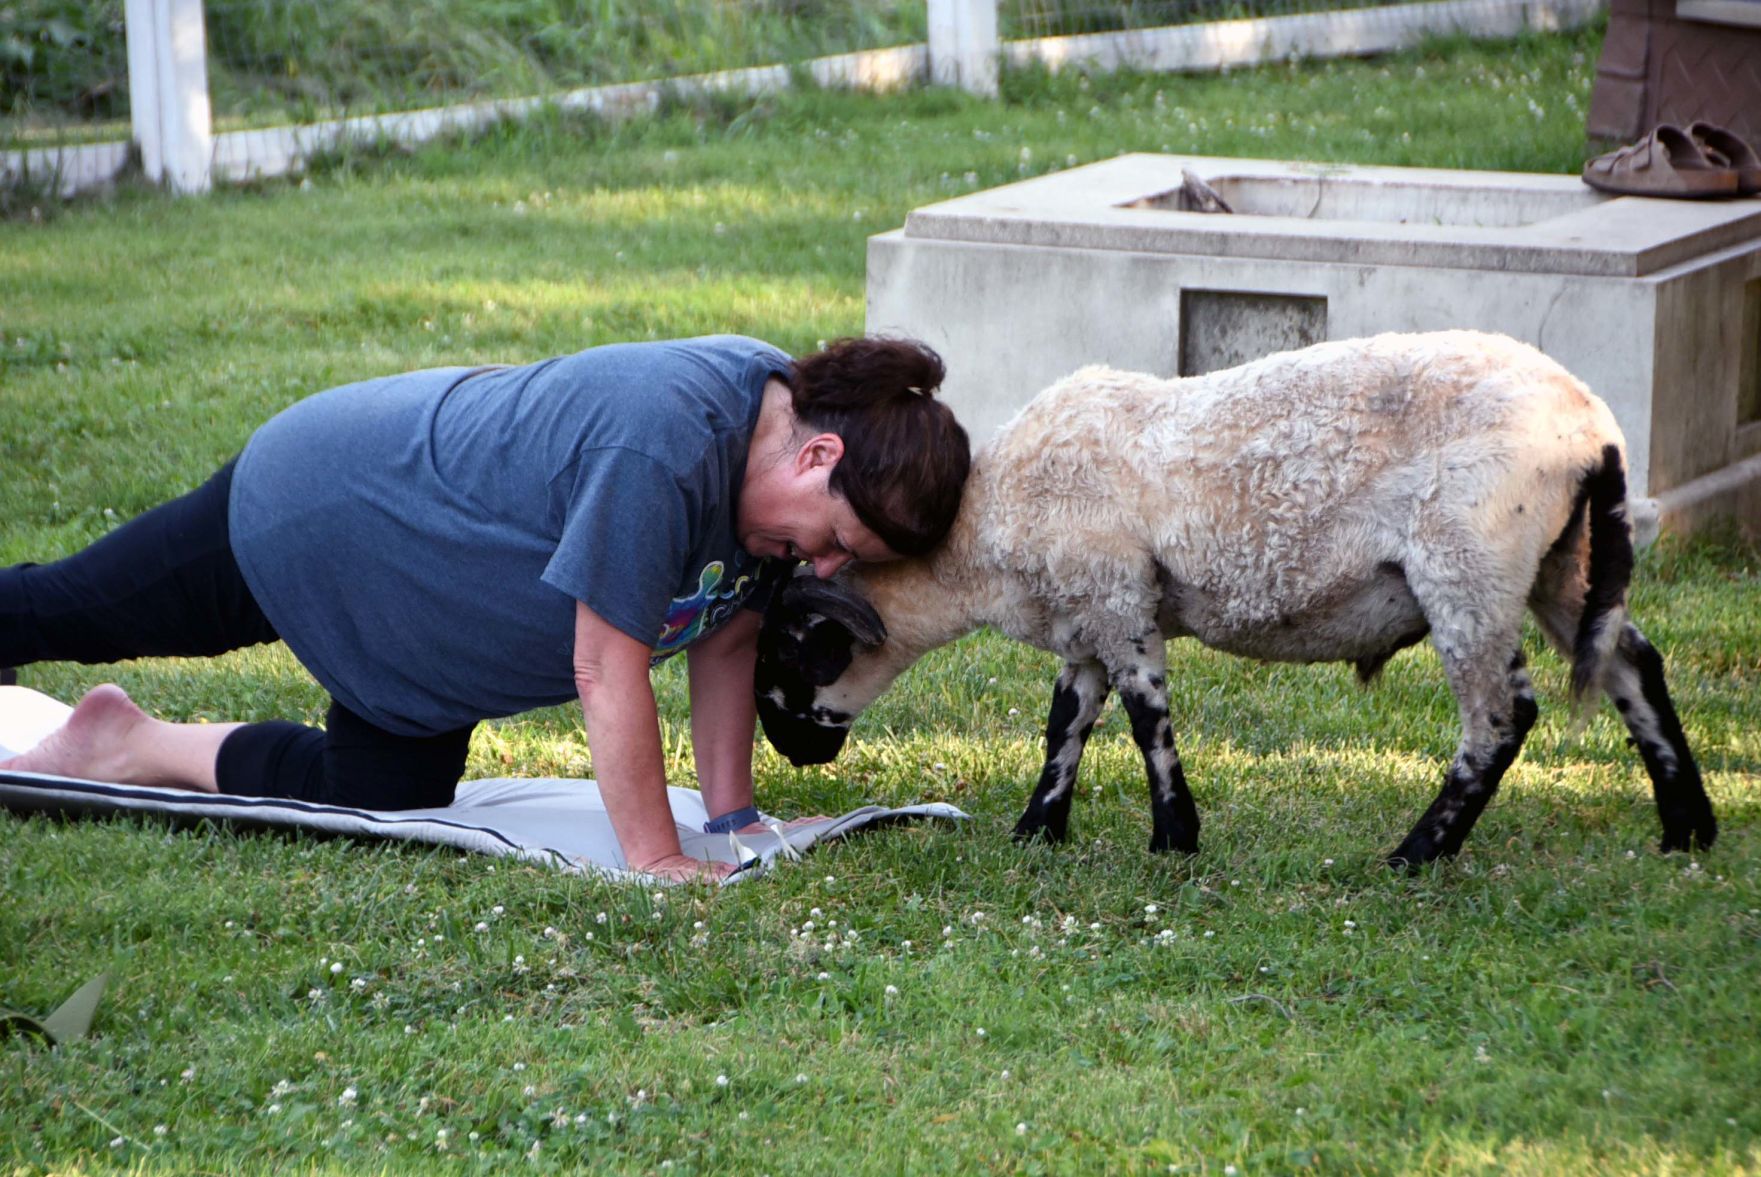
[1583,124,1739,199]
[1687,122,1761,196]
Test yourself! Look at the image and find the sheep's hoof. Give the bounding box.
[1384,837,1452,873]
[1658,809,1716,854]
[1147,827,1197,855]
[1012,815,1069,846]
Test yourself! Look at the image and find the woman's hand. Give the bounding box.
[633,854,737,883]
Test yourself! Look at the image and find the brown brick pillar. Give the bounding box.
[1587,0,1761,151]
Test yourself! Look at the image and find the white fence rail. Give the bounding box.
[3,0,1605,197]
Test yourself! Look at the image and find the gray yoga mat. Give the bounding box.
[0,687,966,885]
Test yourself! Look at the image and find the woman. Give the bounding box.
[0,334,971,881]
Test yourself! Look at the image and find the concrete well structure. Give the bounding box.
[867,154,1761,538]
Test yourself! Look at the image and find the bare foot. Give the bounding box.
[0,684,211,791]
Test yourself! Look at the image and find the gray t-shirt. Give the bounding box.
[228,335,791,736]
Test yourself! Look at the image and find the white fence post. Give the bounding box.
[928,0,999,97]
[125,0,213,194]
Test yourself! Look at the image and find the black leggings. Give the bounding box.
[1,461,472,809]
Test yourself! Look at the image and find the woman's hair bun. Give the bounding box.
[792,337,946,412]
[788,336,969,558]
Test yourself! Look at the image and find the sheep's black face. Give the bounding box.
[755,577,887,766]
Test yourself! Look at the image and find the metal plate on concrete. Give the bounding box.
[1179,290,1327,377]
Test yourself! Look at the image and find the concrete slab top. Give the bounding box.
[900,154,1761,278]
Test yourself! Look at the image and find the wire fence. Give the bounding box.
[2,0,1605,190]
[1000,0,1403,37]
[3,0,927,149]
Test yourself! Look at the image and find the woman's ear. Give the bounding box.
[794,432,845,475]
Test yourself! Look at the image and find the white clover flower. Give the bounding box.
[180,1067,195,1082]
[976,1027,987,1038]
[523,1085,537,1098]
[795,1073,809,1084]
[1144,904,1159,915]
[329,961,344,975]
[153,1125,168,1137]
[1016,1122,1028,1135]
[817,971,830,981]
[1203,930,1215,939]
[492,905,505,915]
[596,911,608,924]
[475,921,489,932]
[338,1086,358,1107]
[885,985,899,997]
[716,1074,729,1087]
[810,908,823,919]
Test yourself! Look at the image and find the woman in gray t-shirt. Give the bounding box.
[0,335,970,882]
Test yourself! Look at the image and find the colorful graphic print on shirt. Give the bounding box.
[652,559,763,662]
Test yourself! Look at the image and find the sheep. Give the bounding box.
[754,330,1717,867]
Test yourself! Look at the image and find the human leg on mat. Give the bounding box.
[0,460,470,809]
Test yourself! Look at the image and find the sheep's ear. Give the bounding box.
[776,576,888,649]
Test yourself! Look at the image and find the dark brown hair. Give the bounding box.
[787,336,971,558]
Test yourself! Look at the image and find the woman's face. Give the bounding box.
[738,433,899,577]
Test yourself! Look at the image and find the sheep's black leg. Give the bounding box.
[1389,649,1537,870]
[1113,662,1199,855]
[1603,623,1715,853]
[1013,660,1110,845]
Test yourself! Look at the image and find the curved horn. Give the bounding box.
[778,576,888,648]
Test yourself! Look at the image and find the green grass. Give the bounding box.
[4,26,1761,1174]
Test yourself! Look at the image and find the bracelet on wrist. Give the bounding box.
[703,804,762,834]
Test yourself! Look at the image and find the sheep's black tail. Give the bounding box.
[1569,443,1634,731]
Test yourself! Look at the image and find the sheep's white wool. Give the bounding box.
[768,330,1715,864]
[848,331,1621,695]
